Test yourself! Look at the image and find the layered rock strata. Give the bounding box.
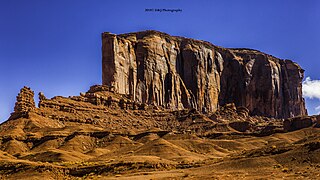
[102,30,307,118]
[9,86,36,120]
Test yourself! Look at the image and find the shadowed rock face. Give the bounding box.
[102,30,307,118]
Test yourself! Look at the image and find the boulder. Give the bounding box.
[236,106,249,117]
[284,116,315,132]
[229,121,251,132]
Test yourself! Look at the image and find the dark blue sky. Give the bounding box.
[1,0,319,121]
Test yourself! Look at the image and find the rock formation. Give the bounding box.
[283,116,316,132]
[102,30,307,118]
[1,85,319,179]
[1,30,319,180]
[9,86,35,120]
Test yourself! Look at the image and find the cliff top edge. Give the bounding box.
[102,30,299,65]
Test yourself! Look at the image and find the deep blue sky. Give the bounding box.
[0,0,319,122]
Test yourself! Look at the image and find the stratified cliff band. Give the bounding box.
[102,30,307,118]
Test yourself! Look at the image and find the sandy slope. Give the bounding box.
[0,116,319,179]
[0,90,319,179]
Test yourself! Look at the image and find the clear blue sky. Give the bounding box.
[1,0,319,122]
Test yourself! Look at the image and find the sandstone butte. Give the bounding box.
[0,30,319,179]
[102,30,306,119]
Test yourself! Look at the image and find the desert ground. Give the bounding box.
[0,86,319,179]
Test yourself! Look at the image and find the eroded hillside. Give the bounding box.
[0,86,319,179]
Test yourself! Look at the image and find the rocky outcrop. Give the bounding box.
[102,30,307,118]
[3,85,311,136]
[229,121,251,132]
[9,86,36,120]
[283,116,315,132]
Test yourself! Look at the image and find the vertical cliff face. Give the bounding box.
[219,49,307,118]
[102,30,307,118]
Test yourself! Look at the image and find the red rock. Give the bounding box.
[229,121,251,132]
[9,86,35,120]
[284,116,315,132]
[102,30,307,118]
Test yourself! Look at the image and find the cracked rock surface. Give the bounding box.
[102,30,306,118]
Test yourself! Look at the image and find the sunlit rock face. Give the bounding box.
[102,30,307,118]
